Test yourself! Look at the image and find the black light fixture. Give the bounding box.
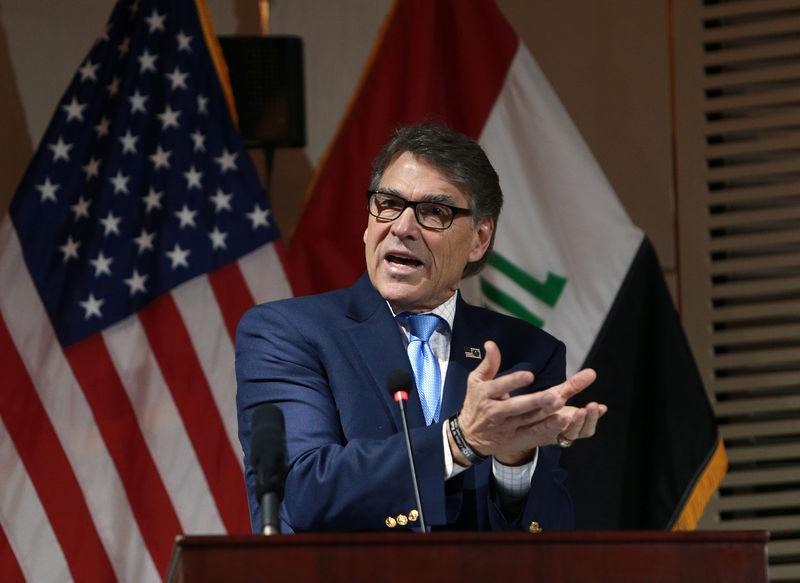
[217,35,306,149]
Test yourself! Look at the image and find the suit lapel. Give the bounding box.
[343,278,487,430]
[441,295,485,420]
[344,274,425,430]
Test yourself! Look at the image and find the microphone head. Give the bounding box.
[251,404,288,501]
[387,368,413,401]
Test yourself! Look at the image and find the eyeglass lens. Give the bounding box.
[369,192,454,229]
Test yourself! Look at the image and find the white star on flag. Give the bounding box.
[133,228,155,253]
[138,48,158,73]
[148,145,172,169]
[78,59,99,82]
[129,90,149,114]
[58,235,80,262]
[94,116,111,137]
[142,187,163,212]
[100,211,122,236]
[157,105,181,129]
[176,30,193,52]
[79,293,105,319]
[109,170,130,195]
[119,130,139,154]
[36,177,60,202]
[246,203,271,229]
[89,251,114,277]
[48,137,73,162]
[183,165,203,189]
[197,93,209,114]
[82,156,101,179]
[190,129,206,151]
[107,76,121,96]
[175,204,198,229]
[208,226,228,250]
[70,196,91,220]
[165,242,190,269]
[210,188,232,212]
[123,269,149,295]
[166,66,189,90]
[118,35,130,55]
[214,149,238,173]
[61,97,87,122]
[145,9,167,33]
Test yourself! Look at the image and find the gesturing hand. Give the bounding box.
[451,341,607,466]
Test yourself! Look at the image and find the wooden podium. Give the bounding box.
[165,531,769,583]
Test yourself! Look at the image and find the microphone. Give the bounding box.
[251,404,288,535]
[387,368,427,533]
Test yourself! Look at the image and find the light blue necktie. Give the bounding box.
[401,313,443,425]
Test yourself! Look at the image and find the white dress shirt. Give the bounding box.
[392,291,537,501]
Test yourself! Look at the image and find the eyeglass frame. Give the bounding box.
[366,189,473,230]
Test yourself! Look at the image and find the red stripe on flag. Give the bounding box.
[64,334,182,576]
[0,314,117,582]
[208,261,255,343]
[286,0,518,296]
[0,524,26,583]
[137,293,250,533]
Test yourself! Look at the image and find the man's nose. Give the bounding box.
[390,206,420,236]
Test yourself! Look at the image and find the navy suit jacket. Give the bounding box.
[235,273,573,533]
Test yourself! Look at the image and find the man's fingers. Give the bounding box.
[560,402,608,441]
[555,368,597,400]
[501,390,563,420]
[468,341,535,398]
[576,403,607,438]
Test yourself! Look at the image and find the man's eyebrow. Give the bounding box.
[424,193,456,204]
[374,188,456,204]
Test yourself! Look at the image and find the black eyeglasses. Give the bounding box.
[366,190,472,230]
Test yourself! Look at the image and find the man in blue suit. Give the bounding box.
[236,125,606,534]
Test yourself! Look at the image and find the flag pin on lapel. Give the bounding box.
[465,347,482,359]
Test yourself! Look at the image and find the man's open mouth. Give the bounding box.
[386,254,422,267]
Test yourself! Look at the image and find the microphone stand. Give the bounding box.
[394,392,427,533]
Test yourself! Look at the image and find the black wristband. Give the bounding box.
[448,412,488,465]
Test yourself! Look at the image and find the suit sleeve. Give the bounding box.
[235,303,447,533]
[488,339,574,531]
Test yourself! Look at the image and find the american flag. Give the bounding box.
[0,0,291,581]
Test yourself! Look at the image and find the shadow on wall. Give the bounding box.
[0,2,33,219]
[0,5,34,219]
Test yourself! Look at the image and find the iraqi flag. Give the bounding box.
[0,1,291,581]
[285,0,726,530]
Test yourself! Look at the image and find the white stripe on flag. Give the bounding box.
[238,243,293,305]
[0,417,73,583]
[0,218,159,583]
[101,314,226,534]
[171,274,242,471]
[468,44,644,374]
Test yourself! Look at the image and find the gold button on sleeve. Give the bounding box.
[408,509,419,522]
[528,521,542,533]
[385,517,397,528]
[396,514,408,526]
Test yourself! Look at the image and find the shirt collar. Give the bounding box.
[388,291,458,333]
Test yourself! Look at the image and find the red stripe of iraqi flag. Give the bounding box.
[285,0,518,296]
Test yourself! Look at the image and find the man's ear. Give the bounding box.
[468,218,494,262]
